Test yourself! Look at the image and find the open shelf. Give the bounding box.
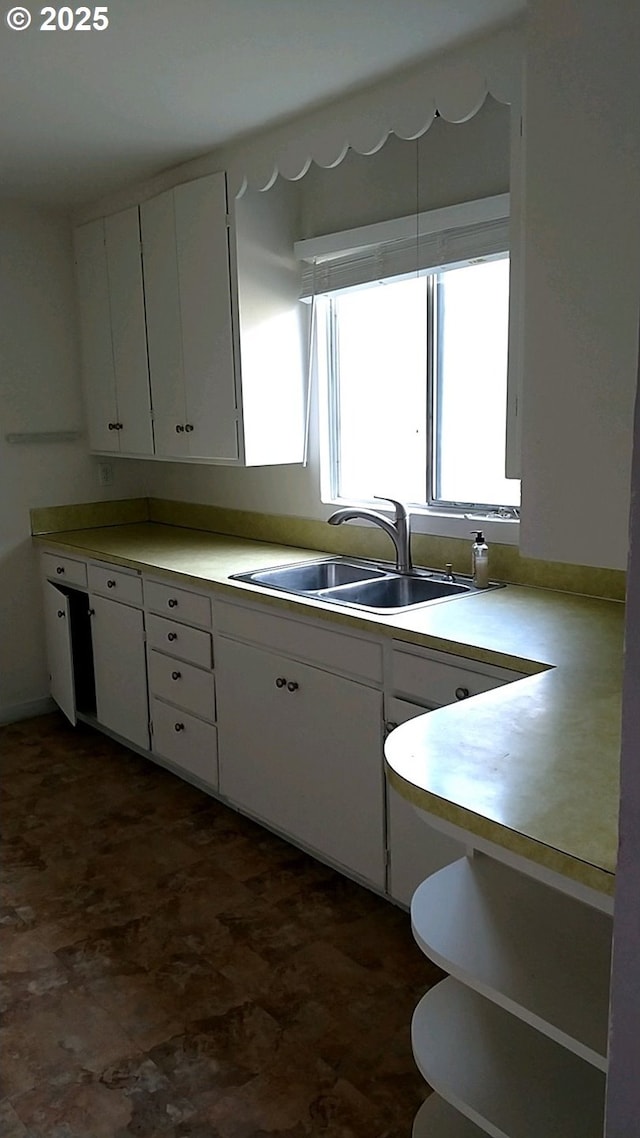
[411,855,611,1069]
[414,1094,487,1137]
[412,978,606,1138]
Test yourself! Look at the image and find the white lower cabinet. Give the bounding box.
[90,593,149,750]
[145,576,217,790]
[150,697,218,788]
[386,695,466,906]
[41,555,148,749]
[43,581,77,725]
[385,648,526,908]
[215,634,385,889]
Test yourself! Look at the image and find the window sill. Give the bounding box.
[323,499,519,547]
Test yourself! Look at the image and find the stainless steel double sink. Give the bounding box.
[231,557,497,614]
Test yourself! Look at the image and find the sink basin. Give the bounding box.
[319,575,470,609]
[242,559,384,592]
[231,556,490,612]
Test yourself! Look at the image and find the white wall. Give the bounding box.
[519,0,640,570]
[0,203,147,722]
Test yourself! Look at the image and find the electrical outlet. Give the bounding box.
[98,462,113,486]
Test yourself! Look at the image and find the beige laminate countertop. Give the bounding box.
[36,522,624,895]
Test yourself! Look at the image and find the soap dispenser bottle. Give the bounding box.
[470,530,490,589]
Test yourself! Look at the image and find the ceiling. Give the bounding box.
[0,0,524,209]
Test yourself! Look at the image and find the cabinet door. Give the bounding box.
[216,637,385,889]
[175,174,239,461]
[43,582,76,725]
[139,190,188,457]
[141,173,239,461]
[74,210,153,456]
[103,208,154,456]
[90,595,149,749]
[73,218,119,453]
[386,697,465,906]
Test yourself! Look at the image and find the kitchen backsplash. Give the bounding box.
[31,497,626,602]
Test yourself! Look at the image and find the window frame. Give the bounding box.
[317,257,519,521]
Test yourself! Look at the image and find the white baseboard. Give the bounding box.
[0,697,57,726]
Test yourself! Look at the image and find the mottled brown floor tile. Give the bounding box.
[0,987,138,1097]
[200,1063,389,1138]
[1,714,432,1136]
[0,1097,28,1137]
[12,1078,135,1137]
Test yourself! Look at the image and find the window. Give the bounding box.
[303,197,520,517]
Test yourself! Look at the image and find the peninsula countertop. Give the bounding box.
[35,521,624,895]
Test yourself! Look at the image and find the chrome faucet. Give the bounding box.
[327,496,413,574]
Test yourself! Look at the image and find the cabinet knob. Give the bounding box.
[185,423,194,433]
[275,677,286,688]
[56,565,65,574]
[88,608,95,616]
[174,722,185,732]
[175,424,184,433]
[287,681,299,693]
[57,609,65,618]
[168,598,178,608]
[106,579,116,589]
[455,686,470,700]
[167,632,177,642]
[108,422,116,431]
[171,671,181,681]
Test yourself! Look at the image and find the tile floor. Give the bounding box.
[0,713,443,1137]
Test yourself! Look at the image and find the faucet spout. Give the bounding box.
[327,496,413,574]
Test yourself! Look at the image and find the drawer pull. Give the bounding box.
[167,632,178,642]
[171,671,181,681]
[174,722,185,732]
[287,681,299,693]
[275,676,286,688]
[56,565,65,574]
[57,609,65,619]
[168,598,178,608]
[175,424,184,433]
[455,686,470,700]
[106,579,116,589]
[185,423,194,433]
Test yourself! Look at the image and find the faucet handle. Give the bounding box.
[373,495,410,521]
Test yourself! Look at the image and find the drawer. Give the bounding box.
[385,695,432,730]
[144,578,212,628]
[41,551,87,588]
[88,562,142,606]
[150,697,218,789]
[148,650,216,721]
[146,614,212,668]
[392,646,522,707]
[214,598,382,684]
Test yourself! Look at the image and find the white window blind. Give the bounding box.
[295,193,510,296]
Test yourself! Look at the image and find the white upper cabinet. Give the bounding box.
[73,207,154,456]
[74,172,307,466]
[141,172,239,461]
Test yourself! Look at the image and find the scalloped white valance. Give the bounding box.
[225,19,523,199]
[75,18,523,225]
